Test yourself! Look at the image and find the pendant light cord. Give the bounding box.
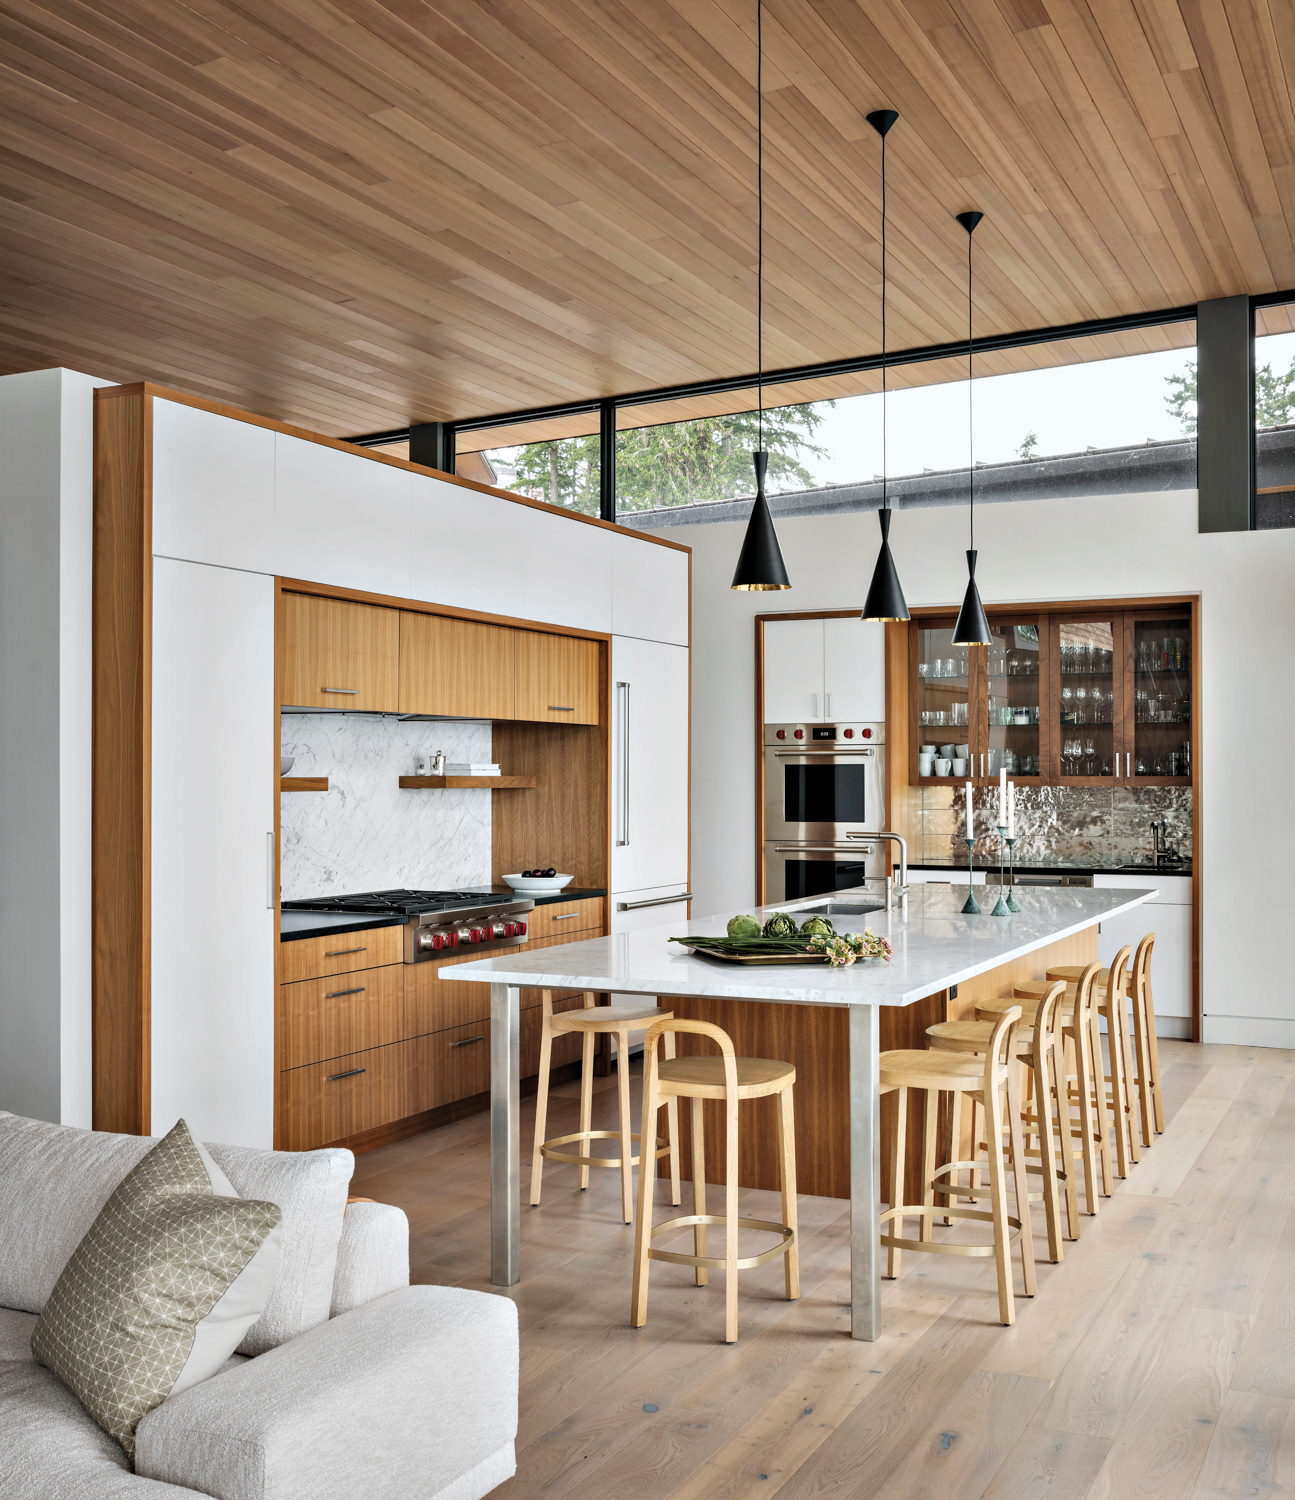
[967,228,974,550]
[881,126,887,514]
[757,0,763,454]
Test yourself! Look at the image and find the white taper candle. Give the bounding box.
[965,781,974,840]
[1008,780,1015,836]
[998,766,1007,826]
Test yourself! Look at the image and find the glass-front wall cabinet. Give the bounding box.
[1052,613,1120,783]
[913,619,972,784]
[910,604,1194,788]
[985,617,1043,783]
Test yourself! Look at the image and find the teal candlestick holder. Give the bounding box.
[1004,836,1020,912]
[961,836,981,914]
[992,825,1011,916]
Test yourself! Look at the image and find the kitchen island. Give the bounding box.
[450,882,1156,1340]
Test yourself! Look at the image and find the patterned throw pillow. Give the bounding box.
[30,1119,282,1458]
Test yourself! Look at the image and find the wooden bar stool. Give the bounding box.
[630,1019,798,1344]
[530,990,680,1224]
[979,964,1106,1216]
[1017,946,1139,1175]
[880,1007,1036,1326]
[927,981,1078,1262]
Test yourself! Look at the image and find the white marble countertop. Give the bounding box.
[446,884,1157,1007]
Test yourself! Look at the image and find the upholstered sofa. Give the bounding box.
[0,1112,518,1500]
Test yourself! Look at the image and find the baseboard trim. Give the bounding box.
[1201,1015,1295,1049]
[327,1060,583,1155]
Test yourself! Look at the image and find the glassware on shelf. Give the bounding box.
[1074,685,1088,722]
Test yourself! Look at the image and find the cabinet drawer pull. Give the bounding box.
[551,912,579,920]
[325,946,367,956]
[326,986,366,998]
[548,705,575,711]
[449,1035,485,1048]
[617,892,694,910]
[328,1067,367,1080]
[322,687,359,695]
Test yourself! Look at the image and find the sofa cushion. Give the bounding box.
[330,1202,409,1317]
[0,1113,353,1357]
[31,1121,283,1458]
[0,1308,36,1362]
[0,1358,200,1498]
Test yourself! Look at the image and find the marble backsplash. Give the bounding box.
[915,783,1193,866]
[280,715,493,899]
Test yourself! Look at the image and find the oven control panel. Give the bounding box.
[765,721,885,746]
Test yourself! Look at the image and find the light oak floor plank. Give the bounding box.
[348,1037,1295,1499]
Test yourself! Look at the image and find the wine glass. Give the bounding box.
[1084,737,1096,775]
[1074,685,1088,723]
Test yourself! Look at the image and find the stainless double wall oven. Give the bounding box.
[763,721,886,902]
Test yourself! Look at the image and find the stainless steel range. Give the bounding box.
[281,888,534,962]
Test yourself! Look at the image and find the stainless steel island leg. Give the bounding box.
[848,1002,881,1340]
[491,982,521,1286]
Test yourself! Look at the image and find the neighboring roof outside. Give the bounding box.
[617,426,1295,530]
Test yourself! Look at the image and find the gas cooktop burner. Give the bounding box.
[283,888,500,916]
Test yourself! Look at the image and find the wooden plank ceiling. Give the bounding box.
[1,0,1292,438]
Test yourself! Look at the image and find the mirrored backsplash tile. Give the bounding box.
[916,784,1192,867]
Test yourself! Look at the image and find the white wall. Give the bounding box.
[670,489,1295,1047]
[0,369,106,1126]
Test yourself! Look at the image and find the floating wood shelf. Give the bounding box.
[281,776,329,792]
[399,774,537,790]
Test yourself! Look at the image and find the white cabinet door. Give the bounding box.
[274,434,411,597]
[152,399,276,573]
[611,636,690,895]
[823,617,885,722]
[610,531,689,646]
[151,560,276,1148]
[762,618,824,722]
[1093,874,1191,1029]
[410,473,612,631]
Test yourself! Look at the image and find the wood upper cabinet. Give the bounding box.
[514,630,600,725]
[399,612,515,719]
[280,593,399,711]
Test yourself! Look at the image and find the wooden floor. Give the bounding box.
[352,1039,1295,1499]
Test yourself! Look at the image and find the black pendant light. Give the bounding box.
[951,210,992,647]
[860,108,909,623]
[732,0,790,591]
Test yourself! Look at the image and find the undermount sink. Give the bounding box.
[793,899,887,918]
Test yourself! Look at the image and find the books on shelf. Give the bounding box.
[444,763,501,776]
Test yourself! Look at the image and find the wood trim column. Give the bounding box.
[92,385,152,1134]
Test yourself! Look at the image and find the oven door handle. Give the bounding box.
[771,748,875,757]
[773,844,876,853]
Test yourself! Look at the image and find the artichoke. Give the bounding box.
[726,914,761,939]
[761,911,799,939]
[799,915,835,937]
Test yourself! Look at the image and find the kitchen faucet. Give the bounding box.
[872,832,909,911]
[1150,820,1180,866]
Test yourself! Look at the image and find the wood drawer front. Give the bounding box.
[280,593,399,712]
[407,1021,492,1113]
[399,612,515,719]
[526,897,605,942]
[514,631,600,725]
[405,950,495,1037]
[280,1041,406,1152]
[280,964,404,1071]
[280,924,404,984]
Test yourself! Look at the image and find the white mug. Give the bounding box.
[920,744,937,755]
[919,756,935,777]
[955,743,970,761]
[951,758,967,776]
[939,744,957,759]
[934,758,952,776]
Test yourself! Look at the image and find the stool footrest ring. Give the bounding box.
[646,1214,794,1271]
[880,1203,1023,1256]
[539,1129,670,1169]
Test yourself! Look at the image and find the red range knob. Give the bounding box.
[776,729,786,739]
[503,922,518,937]
[469,927,485,943]
[794,729,805,740]
[447,930,459,948]
[516,920,527,936]
[843,728,854,738]
[429,933,445,951]
[863,727,873,738]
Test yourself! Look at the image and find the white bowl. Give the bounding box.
[502,873,574,895]
[280,756,295,776]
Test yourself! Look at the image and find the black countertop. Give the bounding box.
[899,859,1192,879]
[279,887,608,942]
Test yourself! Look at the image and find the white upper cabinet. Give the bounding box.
[763,618,826,722]
[610,636,690,895]
[409,473,612,631]
[610,531,689,645]
[823,617,885,722]
[152,399,275,573]
[763,616,885,723]
[273,434,411,598]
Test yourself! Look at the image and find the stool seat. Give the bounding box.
[879,1049,986,1090]
[551,1004,668,1032]
[977,991,1075,1025]
[657,1055,795,1100]
[1045,964,1131,993]
[927,1019,1034,1056]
